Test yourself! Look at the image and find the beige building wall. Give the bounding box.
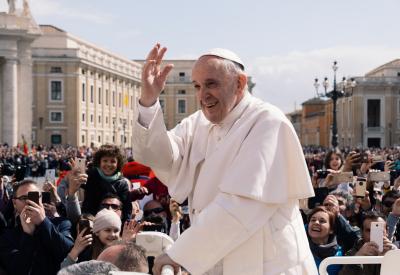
[337,59,400,148]
[31,25,141,147]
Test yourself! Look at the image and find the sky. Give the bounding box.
[2,0,400,113]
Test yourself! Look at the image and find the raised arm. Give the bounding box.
[140,43,174,107]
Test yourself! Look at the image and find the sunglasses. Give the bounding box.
[100,203,121,211]
[144,207,165,216]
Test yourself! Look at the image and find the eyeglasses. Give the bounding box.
[144,207,165,216]
[100,203,121,211]
[14,194,42,201]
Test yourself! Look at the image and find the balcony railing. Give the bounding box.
[166,76,192,84]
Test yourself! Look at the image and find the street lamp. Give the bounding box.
[314,61,355,148]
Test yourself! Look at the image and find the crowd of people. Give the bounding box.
[0,144,189,275]
[1,143,400,274]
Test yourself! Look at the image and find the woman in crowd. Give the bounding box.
[307,206,343,275]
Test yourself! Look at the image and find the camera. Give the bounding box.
[142,215,168,233]
[316,170,329,179]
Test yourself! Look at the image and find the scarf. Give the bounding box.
[96,167,121,183]
[308,234,340,260]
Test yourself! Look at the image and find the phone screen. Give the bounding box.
[28,191,40,204]
[78,220,92,234]
[42,192,51,204]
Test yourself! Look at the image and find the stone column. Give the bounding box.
[2,59,18,146]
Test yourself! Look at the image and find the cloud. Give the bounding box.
[29,0,113,25]
[247,46,400,113]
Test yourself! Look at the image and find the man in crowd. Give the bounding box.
[0,180,74,275]
[339,211,398,275]
[132,44,317,274]
[97,240,148,273]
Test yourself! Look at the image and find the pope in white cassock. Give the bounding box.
[132,44,318,275]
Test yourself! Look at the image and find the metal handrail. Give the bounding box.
[319,256,383,275]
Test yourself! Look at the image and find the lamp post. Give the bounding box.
[314,61,356,148]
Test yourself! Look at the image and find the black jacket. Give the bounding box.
[81,168,131,222]
[0,216,74,275]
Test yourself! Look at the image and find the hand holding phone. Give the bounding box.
[75,157,86,173]
[370,221,384,252]
[355,177,367,198]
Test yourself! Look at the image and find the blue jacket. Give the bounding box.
[0,216,74,275]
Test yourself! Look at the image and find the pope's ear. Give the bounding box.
[237,73,247,92]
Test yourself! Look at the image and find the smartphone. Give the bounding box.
[316,170,329,179]
[370,221,384,252]
[361,153,369,163]
[78,219,92,234]
[332,172,353,184]
[181,205,189,215]
[368,171,390,182]
[45,169,56,182]
[371,155,384,163]
[42,191,51,204]
[75,157,86,173]
[355,177,367,197]
[28,191,40,204]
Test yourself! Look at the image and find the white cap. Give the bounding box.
[200,48,245,70]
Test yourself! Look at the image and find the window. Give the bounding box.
[82,113,85,122]
[82,83,86,102]
[106,90,109,106]
[179,72,185,81]
[50,111,63,123]
[50,67,62,73]
[177,90,186,95]
[90,85,94,103]
[367,99,380,127]
[90,114,94,123]
[50,81,62,101]
[98,88,102,104]
[131,96,133,110]
[119,93,122,108]
[106,116,108,124]
[98,115,101,123]
[51,134,62,144]
[178,99,186,114]
[113,91,116,107]
[98,136,101,142]
[82,135,85,143]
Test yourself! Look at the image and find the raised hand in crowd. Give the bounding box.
[384,160,395,172]
[25,198,46,225]
[381,236,397,255]
[43,202,59,218]
[43,180,61,203]
[68,228,93,261]
[121,219,145,241]
[355,241,379,256]
[342,151,361,172]
[354,190,372,211]
[169,198,182,223]
[66,168,88,196]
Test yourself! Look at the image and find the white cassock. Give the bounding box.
[133,92,318,275]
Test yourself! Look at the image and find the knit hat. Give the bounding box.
[93,209,121,233]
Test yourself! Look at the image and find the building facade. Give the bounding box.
[300,97,333,147]
[0,8,41,146]
[337,59,400,148]
[31,25,141,147]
